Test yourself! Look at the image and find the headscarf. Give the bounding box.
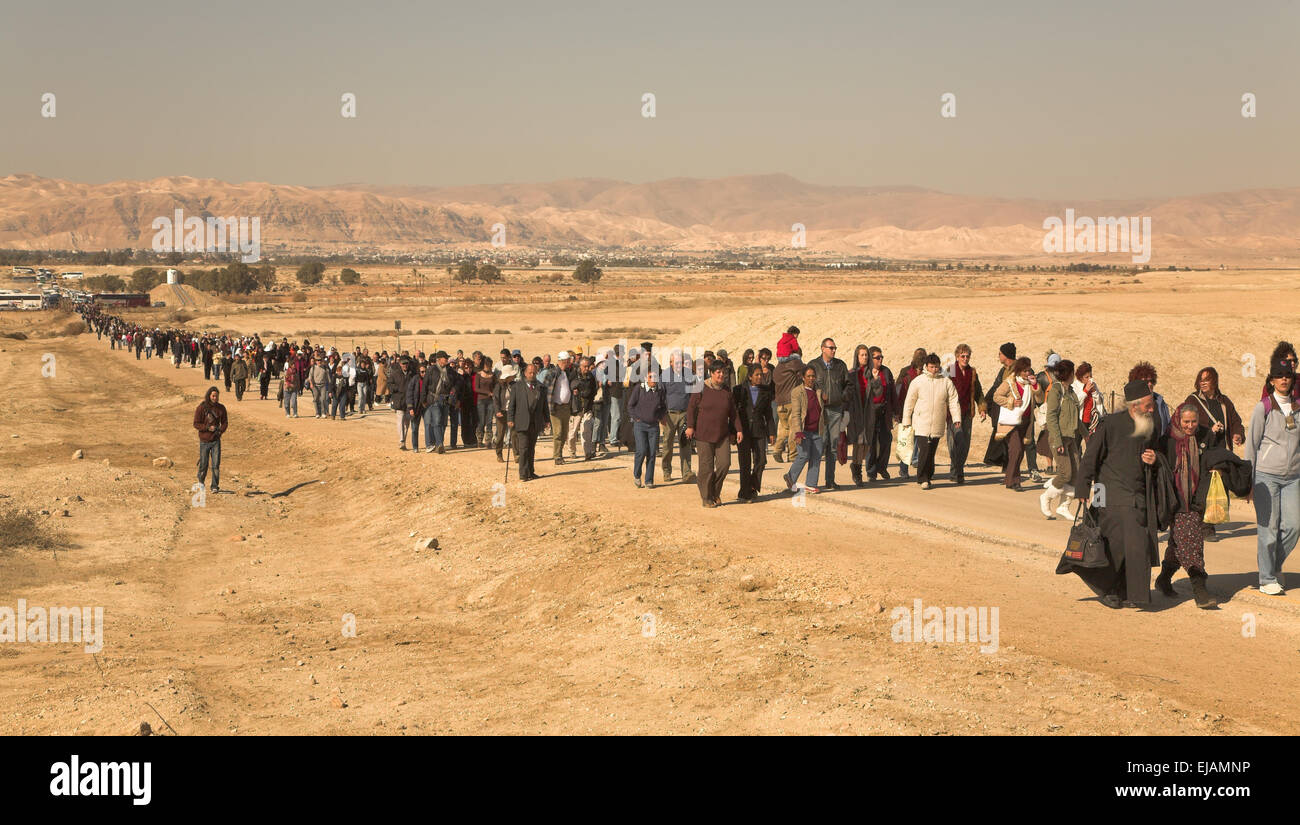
[1170,402,1201,508]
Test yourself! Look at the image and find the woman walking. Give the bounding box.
[1041,359,1082,518]
[1154,403,1220,608]
[627,369,667,488]
[992,357,1036,490]
[1245,358,1300,596]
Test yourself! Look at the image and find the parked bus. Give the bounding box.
[0,292,45,310]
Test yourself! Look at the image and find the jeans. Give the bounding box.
[448,406,460,446]
[213,362,223,381]
[1253,471,1300,587]
[633,421,659,483]
[608,396,624,445]
[356,382,371,412]
[787,431,824,488]
[312,385,328,416]
[424,401,446,447]
[283,389,298,416]
[945,415,972,478]
[145,347,152,359]
[821,406,845,484]
[331,391,348,419]
[198,439,221,490]
[476,397,494,443]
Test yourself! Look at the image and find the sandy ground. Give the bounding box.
[1,270,1297,735]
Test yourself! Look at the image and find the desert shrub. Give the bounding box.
[466,328,490,335]
[291,292,307,303]
[439,329,460,335]
[0,506,66,553]
[491,329,511,335]
[417,329,434,335]
[551,327,567,333]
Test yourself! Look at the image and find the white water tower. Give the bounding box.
[166,269,178,285]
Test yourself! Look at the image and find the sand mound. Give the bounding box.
[148,283,227,309]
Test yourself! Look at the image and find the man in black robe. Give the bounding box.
[1076,379,1161,608]
[983,342,1017,467]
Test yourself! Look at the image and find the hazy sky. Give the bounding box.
[3,0,1297,199]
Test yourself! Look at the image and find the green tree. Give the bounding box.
[476,262,502,283]
[130,267,163,292]
[296,261,325,285]
[456,259,478,283]
[572,259,603,285]
[340,268,361,285]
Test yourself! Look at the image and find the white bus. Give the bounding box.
[0,292,45,310]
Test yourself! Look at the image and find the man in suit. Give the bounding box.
[733,364,776,500]
[506,362,549,481]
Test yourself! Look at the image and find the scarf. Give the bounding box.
[1170,424,1200,510]
[950,363,974,414]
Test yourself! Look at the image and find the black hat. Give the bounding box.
[640,341,653,351]
[1123,379,1152,403]
[434,350,449,360]
[1270,358,1296,379]
[1000,343,1016,360]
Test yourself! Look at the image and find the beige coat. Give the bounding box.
[902,371,961,438]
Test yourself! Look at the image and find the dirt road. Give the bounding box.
[2,323,1296,734]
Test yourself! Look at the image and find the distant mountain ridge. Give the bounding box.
[1,172,1296,263]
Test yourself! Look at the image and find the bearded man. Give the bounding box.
[1074,378,1162,608]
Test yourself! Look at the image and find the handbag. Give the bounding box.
[1056,503,1109,572]
[1203,469,1230,524]
[836,430,848,465]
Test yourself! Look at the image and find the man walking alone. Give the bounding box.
[194,386,228,494]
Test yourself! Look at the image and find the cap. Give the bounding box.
[1123,379,1152,403]
[557,350,571,361]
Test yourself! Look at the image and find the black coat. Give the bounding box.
[733,382,776,439]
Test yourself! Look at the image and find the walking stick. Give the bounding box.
[504,425,513,483]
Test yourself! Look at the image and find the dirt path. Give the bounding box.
[1,330,1296,734]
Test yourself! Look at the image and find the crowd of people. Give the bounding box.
[80,307,1297,611]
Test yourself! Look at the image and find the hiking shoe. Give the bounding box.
[436,446,446,454]
[1099,594,1122,609]
[633,477,643,488]
[782,473,794,491]
[681,472,697,483]
[801,485,819,495]
[661,469,673,481]
[1030,470,1044,484]
[645,482,655,489]
[899,465,910,479]
[496,452,504,463]
[1260,582,1285,596]
[399,444,407,451]
[920,481,932,490]
[425,446,435,453]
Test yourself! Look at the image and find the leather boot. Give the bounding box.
[851,463,864,486]
[1189,569,1217,609]
[1039,480,1060,519]
[1154,560,1179,598]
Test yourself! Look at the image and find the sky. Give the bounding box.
[2,0,1297,199]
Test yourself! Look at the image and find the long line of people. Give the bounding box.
[80,305,1297,608]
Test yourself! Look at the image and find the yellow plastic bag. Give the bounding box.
[1204,470,1229,525]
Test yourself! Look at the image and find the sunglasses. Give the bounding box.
[872,355,883,360]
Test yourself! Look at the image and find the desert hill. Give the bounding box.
[1,172,1297,263]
